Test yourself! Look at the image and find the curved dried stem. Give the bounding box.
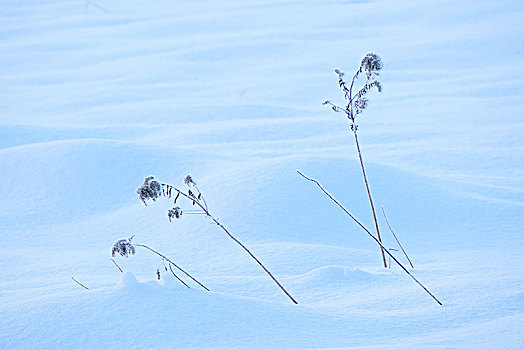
[169,264,190,288]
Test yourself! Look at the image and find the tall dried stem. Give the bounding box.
[354,131,387,267]
[324,53,386,267]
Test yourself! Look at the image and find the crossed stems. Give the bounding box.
[135,243,206,290]
[323,70,388,268]
[297,170,442,305]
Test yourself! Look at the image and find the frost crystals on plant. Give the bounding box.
[323,53,388,268]
[360,52,382,79]
[135,174,298,304]
[111,235,136,257]
[168,207,182,222]
[137,176,161,205]
[110,234,209,291]
[184,175,195,187]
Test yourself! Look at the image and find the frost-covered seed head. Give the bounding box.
[360,53,382,79]
[167,207,182,222]
[112,237,136,258]
[355,97,368,114]
[137,176,162,205]
[184,175,195,187]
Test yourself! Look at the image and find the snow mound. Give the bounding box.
[0,138,199,229]
[1,276,358,349]
[116,271,139,290]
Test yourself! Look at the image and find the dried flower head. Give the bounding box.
[168,207,182,222]
[137,176,162,205]
[354,97,368,115]
[184,175,195,187]
[112,236,136,258]
[360,53,382,79]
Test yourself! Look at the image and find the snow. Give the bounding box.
[1,0,523,348]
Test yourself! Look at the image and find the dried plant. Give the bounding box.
[167,207,182,222]
[111,235,208,291]
[323,52,387,267]
[137,174,298,304]
[111,236,136,258]
[297,170,442,305]
[137,176,162,205]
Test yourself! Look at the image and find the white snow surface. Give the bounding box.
[1,0,523,349]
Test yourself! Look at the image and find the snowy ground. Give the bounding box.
[1,0,523,348]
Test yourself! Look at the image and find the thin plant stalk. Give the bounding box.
[387,248,399,269]
[297,170,442,305]
[211,217,298,304]
[161,181,298,304]
[325,57,387,267]
[354,131,387,267]
[168,264,190,289]
[111,258,124,273]
[72,277,89,290]
[134,243,210,291]
[348,67,387,268]
[381,205,414,269]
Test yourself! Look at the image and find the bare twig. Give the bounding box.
[387,248,399,269]
[297,170,442,305]
[212,217,298,304]
[381,205,415,268]
[322,101,346,114]
[348,70,360,107]
[134,243,210,291]
[169,264,190,289]
[72,277,89,290]
[111,258,124,273]
[193,184,209,212]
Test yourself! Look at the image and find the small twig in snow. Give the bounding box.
[387,248,399,269]
[111,259,124,273]
[72,277,89,290]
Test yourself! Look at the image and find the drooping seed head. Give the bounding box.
[112,237,136,258]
